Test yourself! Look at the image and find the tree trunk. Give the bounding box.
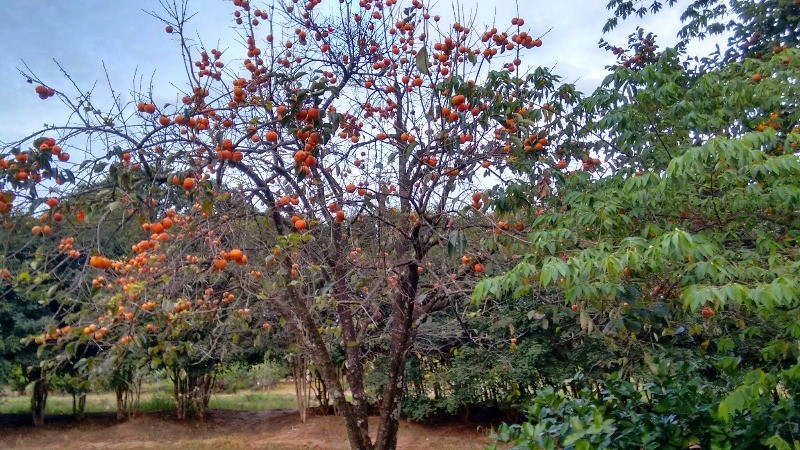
[292,353,311,422]
[329,217,371,444]
[374,263,419,450]
[115,384,128,420]
[273,278,372,450]
[30,369,48,426]
[260,190,369,448]
[172,367,188,420]
[72,392,86,421]
[189,372,214,421]
[337,299,370,444]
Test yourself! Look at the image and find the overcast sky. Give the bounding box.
[0,0,724,145]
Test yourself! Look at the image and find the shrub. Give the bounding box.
[489,359,800,450]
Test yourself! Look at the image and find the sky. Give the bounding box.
[0,0,725,145]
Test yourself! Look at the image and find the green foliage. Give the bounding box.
[0,289,48,382]
[475,1,800,448]
[490,359,800,450]
[216,360,288,393]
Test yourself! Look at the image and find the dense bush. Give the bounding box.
[489,358,800,450]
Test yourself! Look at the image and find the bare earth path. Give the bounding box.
[0,409,494,449]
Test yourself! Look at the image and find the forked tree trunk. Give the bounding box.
[370,90,425,450]
[327,219,371,443]
[281,282,372,450]
[257,179,374,450]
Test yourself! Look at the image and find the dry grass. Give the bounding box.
[0,409,493,449]
[0,383,494,449]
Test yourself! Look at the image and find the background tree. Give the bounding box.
[481,0,800,448]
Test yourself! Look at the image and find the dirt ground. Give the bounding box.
[0,409,496,449]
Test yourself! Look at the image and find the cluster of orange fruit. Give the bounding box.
[328,202,346,223]
[34,84,56,99]
[89,255,113,269]
[2,137,68,185]
[291,215,308,231]
[213,248,248,271]
[471,192,483,209]
[277,195,300,207]
[136,102,157,114]
[217,139,244,162]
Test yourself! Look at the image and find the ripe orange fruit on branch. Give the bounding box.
[294,219,308,231]
[89,255,112,269]
[183,177,196,190]
[294,150,308,164]
[473,263,484,273]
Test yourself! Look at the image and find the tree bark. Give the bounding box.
[373,262,419,450]
[72,391,86,421]
[255,170,374,449]
[30,369,48,426]
[336,289,370,444]
[115,384,128,420]
[328,213,371,444]
[276,278,374,450]
[172,367,188,420]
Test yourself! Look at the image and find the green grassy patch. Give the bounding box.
[0,388,301,415]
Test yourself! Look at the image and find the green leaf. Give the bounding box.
[416,47,430,75]
[447,231,467,259]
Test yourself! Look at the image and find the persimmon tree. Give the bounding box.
[0,0,566,447]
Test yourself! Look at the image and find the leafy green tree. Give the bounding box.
[476,1,800,448]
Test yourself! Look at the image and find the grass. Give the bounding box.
[0,383,302,415]
[209,391,298,410]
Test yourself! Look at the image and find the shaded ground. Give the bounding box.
[0,408,495,449]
